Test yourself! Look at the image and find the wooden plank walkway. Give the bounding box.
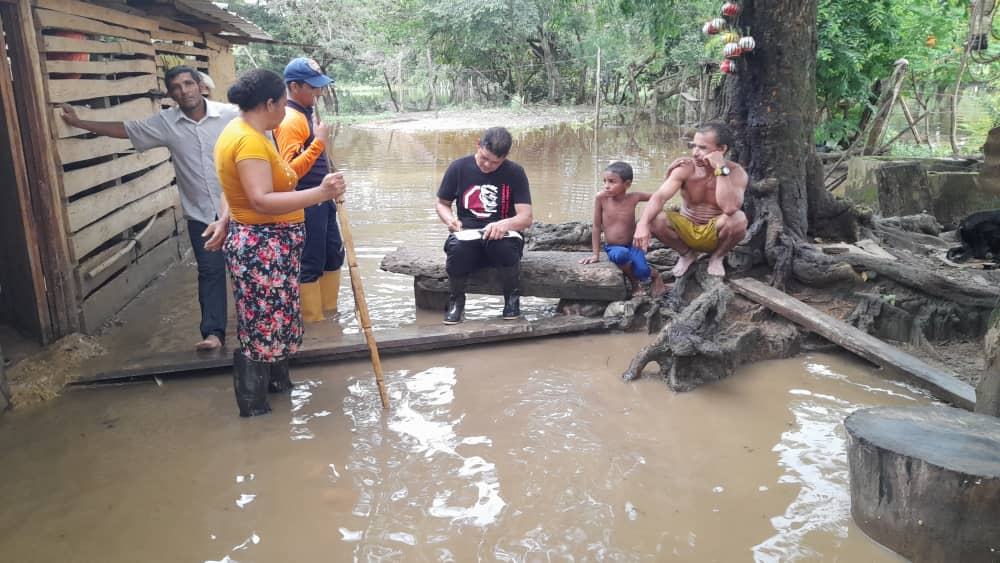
[729,278,977,410]
[74,315,608,384]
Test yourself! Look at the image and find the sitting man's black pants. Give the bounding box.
[444,234,524,277]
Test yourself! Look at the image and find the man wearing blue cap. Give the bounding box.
[274,57,346,323]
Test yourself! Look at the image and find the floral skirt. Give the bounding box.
[224,221,305,362]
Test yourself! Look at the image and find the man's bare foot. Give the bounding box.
[195,334,222,351]
[707,256,726,277]
[672,251,698,278]
[650,273,667,297]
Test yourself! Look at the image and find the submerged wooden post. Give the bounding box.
[324,140,390,410]
[846,406,1000,562]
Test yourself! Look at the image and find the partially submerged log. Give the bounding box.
[846,406,1000,562]
[380,248,628,310]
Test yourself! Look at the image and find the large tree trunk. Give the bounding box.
[624,0,860,386]
[711,0,856,286]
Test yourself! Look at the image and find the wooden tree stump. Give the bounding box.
[978,307,1000,417]
[846,406,1000,562]
[0,345,8,413]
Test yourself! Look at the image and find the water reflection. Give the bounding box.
[0,342,931,562]
[752,359,935,562]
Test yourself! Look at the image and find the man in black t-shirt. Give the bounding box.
[435,127,533,324]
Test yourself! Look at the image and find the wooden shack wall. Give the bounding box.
[34,0,235,333]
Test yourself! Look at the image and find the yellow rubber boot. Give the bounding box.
[318,270,341,313]
[300,281,324,323]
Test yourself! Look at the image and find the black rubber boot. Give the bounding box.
[443,275,467,325]
[267,358,293,393]
[499,266,521,319]
[233,351,271,417]
[502,289,521,319]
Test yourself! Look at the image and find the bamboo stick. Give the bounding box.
[323,138,390,409]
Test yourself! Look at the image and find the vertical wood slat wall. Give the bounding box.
[35,0,232,332]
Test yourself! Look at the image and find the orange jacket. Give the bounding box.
[273,102,325,181]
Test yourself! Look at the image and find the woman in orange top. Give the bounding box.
[211,69,345,417]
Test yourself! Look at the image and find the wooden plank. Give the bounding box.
[42,57,156,77]
[6,0,78,341]
[46,73,157,103]
[62,147,169,196]
[79,236,180,332]
[67,160,174,231]
[153,41,213,58]
[74,316,609,383]
[729,277,976,409]
[70,187,177,259]
[152,28,204,44]
[0,8,49,339]
[42,35,155,57]
[34,0,158,32]
[51,98,157,139]
[148,15,199,35]
[76,209,177,296]
[57,135,134,164]
[34,7,150,43]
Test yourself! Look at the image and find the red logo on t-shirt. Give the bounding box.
[463,184,500,218]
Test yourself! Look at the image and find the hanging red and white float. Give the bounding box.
[738,36,756,52]
[720,59,737,74]
[724,43,742,58]
[702,18,727,35]
[721,2,741,17]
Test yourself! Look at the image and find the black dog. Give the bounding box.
[947,210,1000,262]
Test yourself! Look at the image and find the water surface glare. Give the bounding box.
[0,337,923,561]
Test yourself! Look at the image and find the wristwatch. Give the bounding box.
[714,165,731,177]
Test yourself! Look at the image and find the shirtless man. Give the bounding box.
[633,122,748,278]
[581,161,665,296]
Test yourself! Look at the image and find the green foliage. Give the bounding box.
[228,0,999,142]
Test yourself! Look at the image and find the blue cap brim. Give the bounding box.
[304,75,334,88]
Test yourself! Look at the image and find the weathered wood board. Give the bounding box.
[34,8,152,43]
[730,277,976,409]
[70,187,178,259]
[80,236,180,332]
[67,160,174,231]
[62,147,170,197]
[47,75,158,104]
[75,208,177,296]
[74,316,608,383]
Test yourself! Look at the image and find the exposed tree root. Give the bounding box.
[621,268,800,390]
[620,211,999,393]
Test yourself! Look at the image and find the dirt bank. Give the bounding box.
[351,106,595,132]
[6,334,105,409]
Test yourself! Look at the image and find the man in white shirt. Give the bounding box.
[61,66,238,351]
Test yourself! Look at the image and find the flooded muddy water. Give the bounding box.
[328,122,688,331]
[0,122,927,561]
[0,343,925,562]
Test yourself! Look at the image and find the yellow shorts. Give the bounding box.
[666,211,719,253]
